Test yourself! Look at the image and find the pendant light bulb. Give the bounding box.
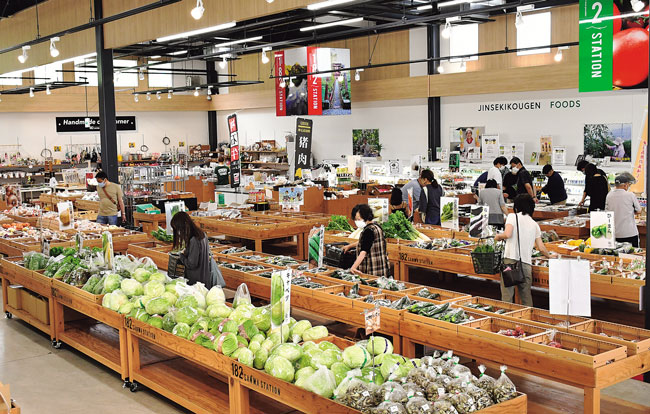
[207,86,213,96]
[139,68,145,81]
[554,48,563,62]
[219,56,227,70]
[337,73,345,83]
[194,87,200,97]
[134,94,139,102]
[632,0,645,12]
[168,90,173,99]
[289,77,295,87]
[355,71,360,81]
[191,0,205,20]
[156,91,161,100]
[29,87,34,98]
[146,92,151,101]
[18,46,30,64]
[49,37,60,58]
[515,10,524,28]
[279,78,286,88]
[441,21,452,39]
[437,64,445,73]
[46,85,51,95]
[267,0,275,3]
[261,51,269,64]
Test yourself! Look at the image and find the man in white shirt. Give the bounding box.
[605,172,642,247]
[486,156,508,189]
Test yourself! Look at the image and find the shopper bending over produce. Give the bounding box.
[579,163,609,212]
[171,211,214,287]
[418,169,445,225]
[95,171,125,225]
[343,204,390,277]
[476,179,508,229]
[494,194,556,306]
[540,164,567,205]
[606,173,641,247]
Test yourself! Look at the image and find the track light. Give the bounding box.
[219,56,228,70]
[49,37,60,58]
[134,94,139,102]
[307,0,355,10]
[207,86,213,96]
[46,85,51,95]
[156,91,161,100]
[18,46,30,64]
[191,0,204,20]
[437,63,445,73]
[207,94,212,101]
[515,10,524,28]
[337,73,345,83]
[300,17,364,32]
[194,87,200,97]
[261,47,272,64]
[279,78,286,88]
[554,49,563,62]
[355,71,360,81]
[441,21,452,39]
[632,0,645,12]
[139,68,145,81]
[168,90,173,99]
[289,77,295,87]
[156,22,236,42]
[29,88,34,98]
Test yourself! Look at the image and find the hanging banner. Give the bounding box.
[294,118,313,179]
[539,136,553,165]
[274,51,287,117]
[164,201,185,236]
[579,0,649,91]
[630,109,648,194]
[307,46,322,116]
[227,114,241,188]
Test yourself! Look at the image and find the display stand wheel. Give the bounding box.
[122,379,131,389]
[51,340,62,349]
[4,312,12,319]
[129,381,140,393]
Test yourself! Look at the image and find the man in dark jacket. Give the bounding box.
[541,164,568,205]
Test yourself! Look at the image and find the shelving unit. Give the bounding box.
[241,142,288,178]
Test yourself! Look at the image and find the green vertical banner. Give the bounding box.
[579,0,613,92]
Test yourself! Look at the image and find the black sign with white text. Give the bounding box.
[294,118,313,179]
[56,116,136,133]
[228,114,241,188]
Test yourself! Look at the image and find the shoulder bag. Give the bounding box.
[501,213,525,287]
[101,184,118,206]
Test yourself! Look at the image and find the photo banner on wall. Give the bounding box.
[275,47,351,116]
[583,123,632,162]
[228,114,241,188]
[294,118,313,179]
[579,0,649,92]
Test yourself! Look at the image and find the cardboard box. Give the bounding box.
[20,290,35,315]
[6,286,22,310]
[33,296,49,325]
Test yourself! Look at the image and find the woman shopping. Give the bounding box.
[342,204,391,277]
[494,194,555,306]
[170,211,223,288]
[389,187,409,217]
[418,169,444,225]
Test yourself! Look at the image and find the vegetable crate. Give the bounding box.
[569,320,650,355]
[500,308,591,332]
[399,286,471,304]
[470,240,503,275]
[521,330,628,368]
[51,278,104,305]
[458,317,551,348]
[453,297,530,317]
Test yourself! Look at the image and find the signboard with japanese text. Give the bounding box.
[228,114,241,188]
[590,211,615,249]
[294,118,313,179]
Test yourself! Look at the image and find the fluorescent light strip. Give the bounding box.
[437,0,482,8]
[156,21,236,42]
[168,50,188,55]
[149,55,162,59]
[307,0,355,10]
[416,4,433,10]
[213,36,263,48]
[300,17,363,31]
[579,10,648,24]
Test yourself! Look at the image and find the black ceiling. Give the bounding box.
[0,0,47,19]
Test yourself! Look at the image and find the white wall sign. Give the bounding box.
[552,146,567,166]
[482,134,500,161]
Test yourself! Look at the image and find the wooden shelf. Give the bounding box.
[5,304,50,335]
[58,319,122,374]
[242,150,287,154]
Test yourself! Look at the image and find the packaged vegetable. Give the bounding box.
[401,382,425,399]
[476,365,497,398]
[342,345,372,369]
[367,336,394,355]
[493,366,517,403]
[466,382,492,410]
[336,378,380,411]
[449,392,476,414]
[302,325,328,341]
[372,401,407,414]
[305,365,337,398]
[405,367,429,389]
[405,396,434,414]
[233,283,252,308]
[379,382,408,404]
[432,390,459,414]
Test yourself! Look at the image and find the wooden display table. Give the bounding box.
[132,212,167,234]
[506,206,586,221]
[74,199,99,212]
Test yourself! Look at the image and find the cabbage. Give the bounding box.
[144,280,165,297]
[172,322,190,338]
[219,319,238,334]
[251,306,271,332]
[295,366,316,382]
[305,366,337,399]
[237,335,248,348]
[231,347,246,360]
[248,341,261,354]
[250,333,266,344]
[254,348,269,370]
[312,349,342,369]
[161,291,177,306]
[165,280,180,294]
[106,290,128,311]
[145,297,171,316]
[268,326,290,343]
[120,279,144,297]
[302,326,328,342]
[176,294,199,309]
[271,343,303,363]
[367,336,393,355]
[192,318,210,333]
[410,358,422,368]
[206,303,232,319]
[290,320,312,343]
[133,268,151,283]
[134,308,149,322]
[373,352,389,366]
[230,306,254,324]
[238,348,255,367]
[162,313,176,332]
[175,306,200,325]
[266,356,294,382]
[149,272,167,283]
[103,274,123,294]
[294,354,312,371]
[147,315,164,329]
[380,354,409,379]
[206,286,226,306]
[361,366,385,385]
[238,320,259,341]
[215,333,239,356]
[260,339,275,353]
[117,302,134,315]
[135,296,153,309]
[343,345,371,369]
[318,341,340,352]
[331,362,351,386]
[302,341,318,352]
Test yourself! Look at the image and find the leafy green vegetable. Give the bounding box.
[381,211,419,240]
[441,202,454,222]
[326,215,354,232]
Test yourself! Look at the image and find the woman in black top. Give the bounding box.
[171,212,214,286]
[582,164,609,211]
[389,187,408,217]
[342,204,390,277]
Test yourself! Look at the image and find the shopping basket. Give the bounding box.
[470,238,503,275]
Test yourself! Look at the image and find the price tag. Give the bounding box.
[364,306,380,335]
[179,141,185,147]
[129,142,135,148]
[54,146,61,152]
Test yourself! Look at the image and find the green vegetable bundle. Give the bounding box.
[381,211,418,240]
[151,226,173,242]
[326,215,354,232]
[308,234,320,263]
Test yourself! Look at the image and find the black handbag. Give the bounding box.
[501,213,526,287]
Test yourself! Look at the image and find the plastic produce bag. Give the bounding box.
[432,390,459,414]
[378,382,408,404]
[372,401,406,414]
[233,283,252,308]
[466,382,492,410]
[446,374,469,394]
[305,365,337,399]
[476,365,497,399]
[449,357,471,379]
[406,367,429,389]
[450,391,477,414]
[405,396,434,414]
[493,366,517,403]
[401,382,425,399]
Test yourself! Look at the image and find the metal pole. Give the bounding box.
[207,61,219,151]
[94,0,119,183]
[427,24,441,162]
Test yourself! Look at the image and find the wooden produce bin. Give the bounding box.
[522,330,627,367]
[495,307,591,332]
[127,241,175,269]
[0,382,22,414]
[569,320,650,355]
[133,212,167,234]
[74,199,99,212]
[539,221,590,239]
[1,257,55,340]
[453,296,530,317]
[5,213,40,226]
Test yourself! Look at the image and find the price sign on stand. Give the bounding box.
[317,226,325,268]
[271,269,292,330]
[440,197,459,230]
[364,306,381,335]
[549,259,591,317]
[590,211,615,249]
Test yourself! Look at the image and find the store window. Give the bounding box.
[449,23,479,62]
[517,12,551,56]
[148,62,173,88]
[0,70,23,86]
[33,62,63,84]
[113,59,139,88]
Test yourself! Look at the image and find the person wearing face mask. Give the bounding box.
[509,157,537,203]
[579,163,609,211]
[486,156,508,189]
[95,171,125,225]
[342,204,390,277]
[606,173,641,247]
